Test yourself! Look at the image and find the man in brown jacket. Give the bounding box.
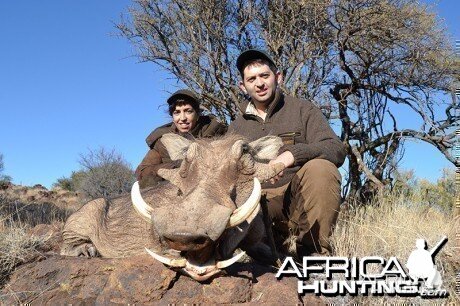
[228,50,346,257]
[136,89,227,188]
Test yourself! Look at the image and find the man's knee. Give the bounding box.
[294,159,341,193]
[290,159,342,253]
[289,160,342,214]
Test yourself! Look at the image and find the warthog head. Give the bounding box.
[131,134,284,281]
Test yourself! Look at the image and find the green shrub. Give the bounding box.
[0,153,12,185]
[52,148,134,200]
[52,177,73,191]
[52,171,86,192]
[392,168,455,212]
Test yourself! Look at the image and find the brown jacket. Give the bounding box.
[228,90,346,188]
[136,115,227,188]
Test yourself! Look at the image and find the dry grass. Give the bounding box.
[329,191,459,304]
[0,226,44,287]
[0,194,74,288]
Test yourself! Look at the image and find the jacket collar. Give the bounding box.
[242,89,283,120]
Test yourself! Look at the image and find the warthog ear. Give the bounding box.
[231,140,245,159]
[161,133,192,161]
[248,136,283,162]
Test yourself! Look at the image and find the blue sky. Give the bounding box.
[0,0,458,189]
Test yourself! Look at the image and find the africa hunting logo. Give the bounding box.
[276,236,449,298]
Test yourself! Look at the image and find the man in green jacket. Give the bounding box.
[228,49,346,257]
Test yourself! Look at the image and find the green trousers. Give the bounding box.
[263,159,342,256]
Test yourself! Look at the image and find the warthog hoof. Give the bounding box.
[61,243,99,257]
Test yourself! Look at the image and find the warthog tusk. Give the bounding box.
[145,248,187,267]
[131,181,153,222]
[216,251,246,269]
[227,178,261,227]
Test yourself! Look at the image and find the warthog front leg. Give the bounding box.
[61,198,105,257]
[61,242,99,257]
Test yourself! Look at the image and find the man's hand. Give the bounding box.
[268,151,295,184]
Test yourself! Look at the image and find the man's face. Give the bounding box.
[239,63,282,107]
[172,103,198,133]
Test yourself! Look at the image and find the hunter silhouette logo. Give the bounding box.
[406,236,447,297]
[276,236,449,298]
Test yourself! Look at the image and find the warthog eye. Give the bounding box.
[230,185,237,202]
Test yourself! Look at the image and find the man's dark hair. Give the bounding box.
[239,58,278,79]
[168,98,200,116]
[236,49,278,78]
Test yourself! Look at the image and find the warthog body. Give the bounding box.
[61,134,284,280]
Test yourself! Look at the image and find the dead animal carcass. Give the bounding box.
[61,134,284,281]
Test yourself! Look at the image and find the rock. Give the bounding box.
[38,190,52,198]
[160,271,252,304]
[1,255,324,305]
[250,264,323,304]
[1,255,177,305]
[0,183,82,213]
[1,221,323,304]
[0,185,82,230]
[28,222,64,254]
[0,181,12,190]
[33,184,47,190]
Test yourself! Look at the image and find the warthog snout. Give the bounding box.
[163,233,211,251]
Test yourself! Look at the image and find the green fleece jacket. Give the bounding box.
[228,90,346,188]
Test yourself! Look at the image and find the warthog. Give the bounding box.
[61,134,284,281]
